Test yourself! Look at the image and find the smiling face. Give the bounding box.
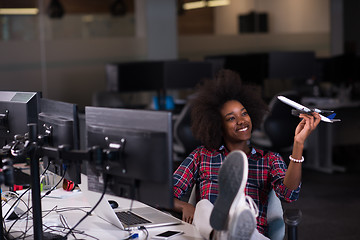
[220,100,252,148]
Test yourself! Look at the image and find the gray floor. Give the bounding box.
[282,168,360,240]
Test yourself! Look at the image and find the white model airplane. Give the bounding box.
[277,96,341,123]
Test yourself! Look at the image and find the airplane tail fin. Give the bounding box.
[327,113,341,122]
[327,113,336,119]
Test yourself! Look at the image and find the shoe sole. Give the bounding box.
[228,209,256,240]
[210,150,248,230]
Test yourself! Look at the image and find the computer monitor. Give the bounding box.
[85,106,173,209]
[163,61,213,90]
[106,60,213,92]
[205,51,315,85]
[0,91,39,148]
[38,98,81,184]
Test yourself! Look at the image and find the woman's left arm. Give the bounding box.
[284,112,321,190]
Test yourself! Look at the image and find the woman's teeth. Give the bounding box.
[238,127,248,132]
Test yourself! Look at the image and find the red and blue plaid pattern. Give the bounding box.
[173,146,300,236]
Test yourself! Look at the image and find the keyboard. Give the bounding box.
[115,211,151,226]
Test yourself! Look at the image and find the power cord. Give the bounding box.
[61,174,109,239]
[6,165,67,235]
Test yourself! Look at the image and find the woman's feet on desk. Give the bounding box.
[210,150,258,240]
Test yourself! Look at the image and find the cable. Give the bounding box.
[58,214,99,240]
[3,160,50,221]
[2,148,44,233]
[15,206,96,240]
[41,165,67,198]
[2,161,51,237]
[62,174,109,239]
[139,226,149,239]
[6,164,67,234]
[23,185,33,240]
[1,191,20,218]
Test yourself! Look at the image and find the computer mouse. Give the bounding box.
[108,200,119,209]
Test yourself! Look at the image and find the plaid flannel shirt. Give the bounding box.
[173,145,300,236]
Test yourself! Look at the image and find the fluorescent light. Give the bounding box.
[0,8,39,15]
[183,0,230,10]
[207,0,230,7]
[183,1,206,10]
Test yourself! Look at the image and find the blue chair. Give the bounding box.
[267,189,285,240]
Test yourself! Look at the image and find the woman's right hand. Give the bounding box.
[173,198,196,224]
[294,112,321,145]
[181,202,196,223]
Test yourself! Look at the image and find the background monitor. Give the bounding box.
[85,106,173,209]
[205,51,315,85]
[106,60,213,92]
[162,61,213,89]
[38,98,81,184]
[0,91,40,148]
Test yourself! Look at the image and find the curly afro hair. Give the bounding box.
[190,69,268,150]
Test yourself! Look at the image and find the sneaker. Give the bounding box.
[210,150,249,230]
[227,196,258,240]
[209,150,257,240]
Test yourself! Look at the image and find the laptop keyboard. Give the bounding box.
[116,211,151,226]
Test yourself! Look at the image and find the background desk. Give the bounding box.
[302,97,360,173]
[4,189,203,240]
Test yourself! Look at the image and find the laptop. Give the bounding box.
[79,176,181,230]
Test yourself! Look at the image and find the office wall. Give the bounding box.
[214,0,330,35]
[0,0,331,109]
[179,33,330,60]
[0,38,146,110]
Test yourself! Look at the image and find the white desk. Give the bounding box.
[4,189,203,240]
[302,97,360,173]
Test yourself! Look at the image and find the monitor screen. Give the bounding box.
[85,106,173,209]
[38,98,81,184]
[106,60,213,92]
[106,61,164,92]
[163,61,213,89]
[0,91,39,148]
[268,51,315,80]
[205,51,315,85]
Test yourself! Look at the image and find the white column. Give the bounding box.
[135,0,178,60]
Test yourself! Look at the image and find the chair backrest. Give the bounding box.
[173,103,202,157]
[264,91,300,150]
[267,189,286,240]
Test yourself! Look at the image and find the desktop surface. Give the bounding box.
[4,188,202,240]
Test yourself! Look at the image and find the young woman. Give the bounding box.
[172,69,320,239]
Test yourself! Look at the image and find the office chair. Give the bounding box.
[173,102,202,162]
[250,91,303,239]
[251,91,300,160]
